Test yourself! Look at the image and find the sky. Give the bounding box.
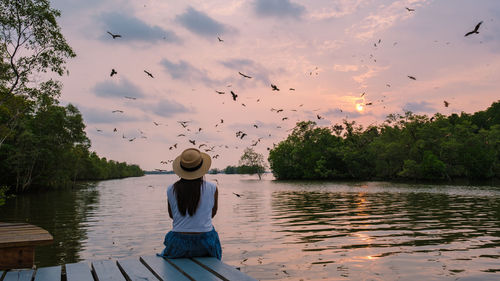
[49,0,500,171]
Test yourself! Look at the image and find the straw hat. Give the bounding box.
[172,148,212,180]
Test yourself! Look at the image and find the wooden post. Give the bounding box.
[0,222,53,269]
[0,246,35,269]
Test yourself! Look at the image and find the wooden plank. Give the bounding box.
[65,262,93,281]
[0,224,53,248]
[139,256,190,281]
[34,265,61,281]
[0,246,34,269]
[92,260,126,281]
[2,269,34,281]
[167,258,222,281]
[193,257,258,281]
[116,258,159,281]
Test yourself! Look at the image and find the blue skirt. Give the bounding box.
[159,228,222,260]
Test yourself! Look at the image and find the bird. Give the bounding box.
[110,69,117,77]
[444,100,450,107]
[282,117,288,121]
[317,114,323,120]
[96,129,102,132]
[408,75,416,80]
[113,128,117,132]
[360,92,365,97]
[153,122,160,126]
[212,154,219,159]
[144,70,154,78]
[217,36,224,42]
[124,96,136,100]
[405,7,415,12]
[289,88,295,91]
[253,124,258,128]
[129,138,136,142]
[107,31,121,39]
[233,192,242,197]
[112,110,123,113]
[276,109,284,113]
[464,21,483,37]
[177,133,185,137]
[365,102,373,106]
[189,139,196,145]
[215,90,225,95]
[271,84,280,91]
[178,121,189,128]
[230,91,238,101]
[238,72,252,79]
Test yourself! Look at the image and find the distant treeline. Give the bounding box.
[269,101,500,181]
[0,93,144,193]
[210,166,262,175]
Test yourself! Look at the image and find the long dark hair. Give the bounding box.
[173,177,203,216]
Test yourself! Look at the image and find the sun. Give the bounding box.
[356,103,364,112]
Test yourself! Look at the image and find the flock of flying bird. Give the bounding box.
[95,7,484,171]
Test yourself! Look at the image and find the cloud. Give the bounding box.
[99,12,180,43]
[219,58,271,86]
[93,78,146,99]
[160,58,217,86]
[253,0,306,19]
[78,106,145,124]
[175,7,229,38]
[403,101,436,113]
[134,99,190,118]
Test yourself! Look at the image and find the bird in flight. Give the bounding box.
[464,21,483,37]
[124,96,136,100]
[405,7,415,12]
[289,88,295,91]
[408,75,416,80]
[144,70,154,78]
[110,69,117,77]
[233,192,242,197]
[107,31,121,39]
[230,91,238,101]
[271,84,280,91]
[317,114,323,120]
[217,36,224,42]
[189,139,196,145]
[153,122,160,126]
[112,110,123,113]
[238,72,252,79]
[215,90,225,95]
[282,117,288,121]
[444,100,450,107]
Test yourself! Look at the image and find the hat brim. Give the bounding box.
[172,151,212,180]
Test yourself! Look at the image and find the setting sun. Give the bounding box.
[356,103,364,112]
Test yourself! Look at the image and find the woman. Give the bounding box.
[160,148,222,260]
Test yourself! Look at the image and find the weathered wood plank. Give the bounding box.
[0,246,34,269]
[116,258,159,281]
[2,269,34,281]
[167,258,222,281]
[65,262,93,281]
[92,260,126,281]
[193,257,258,281]
[139,256,190,281]
[33,265,61,281]
[0,223,53,249]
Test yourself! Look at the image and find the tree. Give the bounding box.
[0,0,75,147]
[239,147,267,179]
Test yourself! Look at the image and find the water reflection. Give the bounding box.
[0,183,99,266]
[271,189,500,279]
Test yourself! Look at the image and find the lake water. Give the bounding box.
[0,174,499,280]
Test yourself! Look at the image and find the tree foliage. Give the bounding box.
[269,101,500,181]
[238,147,267,179]
[0,1,143,194]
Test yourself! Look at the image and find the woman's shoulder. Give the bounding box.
[203,180,217,190]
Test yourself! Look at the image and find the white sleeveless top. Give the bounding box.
[167,180,216,232]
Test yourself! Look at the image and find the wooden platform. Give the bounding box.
[0,255,258,281]
[0,223,53,269]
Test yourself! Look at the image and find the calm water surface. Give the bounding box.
[0,174,499,280]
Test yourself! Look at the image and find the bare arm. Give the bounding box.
[212,187,218,218]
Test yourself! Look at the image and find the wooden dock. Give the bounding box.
[0,255,258,281]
